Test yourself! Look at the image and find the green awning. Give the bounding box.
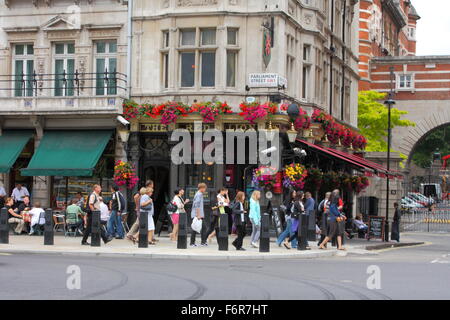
[21,130,113,177]
[0,131,33,173]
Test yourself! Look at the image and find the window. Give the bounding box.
[227,28,238,45]
[181,29,196,46]
[226,51,237,87]
[408,27,416,40]
[303,44,311,62]
[162,53,169,89]
[54,43,75,96]
[163,30,170,48]
[201,52,215,87]
[177,28,217,88]
[13,44,34,97]
[302,66,309,99]
[180,52,195,87]
[397,74,414,89]
[201,29,216,46]
[95,40,117,95]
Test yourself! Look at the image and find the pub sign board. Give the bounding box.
[368,216,386,241]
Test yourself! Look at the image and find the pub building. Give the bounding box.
[123,107,397,229]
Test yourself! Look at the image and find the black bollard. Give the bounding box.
[177,211,187,249]
[217,213,229,251]
[138,211,148,248]
[0,207,9,244]
[297,213,309,250]
[307,210,316,241]
[259,213,270,252]
[44,208,54,245]
[272,207,282,238]
[91,210,101,247]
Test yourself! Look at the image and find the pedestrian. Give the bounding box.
[169,189,189,241]
[207,187,229,243]
[11,183,30,209]
[81,184,113,245]
[28,201,45,235]
[127,180,153,242]
[4,197,25,235]
[0,182,6,209]
[391,202,401,242]
[304,192,315,213]
[276,190,297,248]
[190,183,208,247]
[107,185,126,239]
[66,198,86,235]
[249,190,261,248]
[75,192,85,208]
[317,192,331,247]
[283,192,308,250]
[319,190,346,251]
[99,196,111,228]
[140,187,156,245]
[231,191,247,251]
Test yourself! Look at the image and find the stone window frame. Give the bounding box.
[176,27,219,90]
[12,42,35,97]
[396,73,414,91]
[93,40,118,96]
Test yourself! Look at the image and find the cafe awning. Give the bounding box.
[21,130,113,177]
[0,131,33,173]
[296,139,374,174]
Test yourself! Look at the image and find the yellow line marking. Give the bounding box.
[0,253,12,256]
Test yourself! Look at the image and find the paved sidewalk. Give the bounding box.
[0,233,377,260]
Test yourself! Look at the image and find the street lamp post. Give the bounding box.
[384,67,396,242]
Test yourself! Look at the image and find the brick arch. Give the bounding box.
[399,109,450,163]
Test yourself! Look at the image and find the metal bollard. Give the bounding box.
[259,213,270,252]
[217,213,229,251]
[297,213,309,250]
[177,211,187,249]
[138,211,148,248]
[307,210,316,241]
[272,207,282,238]
[91,210,101,247]
[44,208,54,245]
[0,208,9,244]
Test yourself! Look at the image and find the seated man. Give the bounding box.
[353,214,369,236]
[4,197,25,235]
[28,201,45,235]
[66,198,86,235]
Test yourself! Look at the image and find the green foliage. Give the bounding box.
[358,91,415,158]
[411,126,450,168]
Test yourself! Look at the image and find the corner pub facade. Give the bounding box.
[126,0,363,221]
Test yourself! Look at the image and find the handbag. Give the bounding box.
[166,201,177,214]
[191,217,202,233]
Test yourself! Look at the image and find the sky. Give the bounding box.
[413,0,450,56]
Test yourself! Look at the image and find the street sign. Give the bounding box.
[248,73,288,88]
[246,97,256,103]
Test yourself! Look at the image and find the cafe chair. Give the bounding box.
[65,223,79,237]
[31,212,46,236]
[53,212,66,232]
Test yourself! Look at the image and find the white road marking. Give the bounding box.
[0,253,11,256]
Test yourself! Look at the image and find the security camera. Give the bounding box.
[117,115,130,126]
[260,146,278,155]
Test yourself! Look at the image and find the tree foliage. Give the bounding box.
[358,91,415,152]
[411,126,450,168]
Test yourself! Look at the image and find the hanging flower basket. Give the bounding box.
[252,166,278,190]
[282,163,308,190]
[114,160,139,190]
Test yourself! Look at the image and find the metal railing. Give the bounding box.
[400,206,450,233]
[0,69,127,97]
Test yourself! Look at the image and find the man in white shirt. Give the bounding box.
[28,201,45,235]
[99,197,111,224]
[11,184,30,208]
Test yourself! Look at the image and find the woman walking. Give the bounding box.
[207,188,229,243]
[133,187,156,245]
[169,189,189,241]
[276,190,296,247]
[283,192,307,249]
[231,191,247,251]
[319,190,346,250]
[249,190,261,248]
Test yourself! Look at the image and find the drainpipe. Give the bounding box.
[329,0,334,116]
[340,0,347,121]
[126,0,133,99]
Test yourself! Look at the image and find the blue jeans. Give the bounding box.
[107,210,124,238]
[277,219,297,248]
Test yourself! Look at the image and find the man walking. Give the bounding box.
[81,184,112,245]
[126,180,153,242]
[190,183,208,247]
[108,185,126,239]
